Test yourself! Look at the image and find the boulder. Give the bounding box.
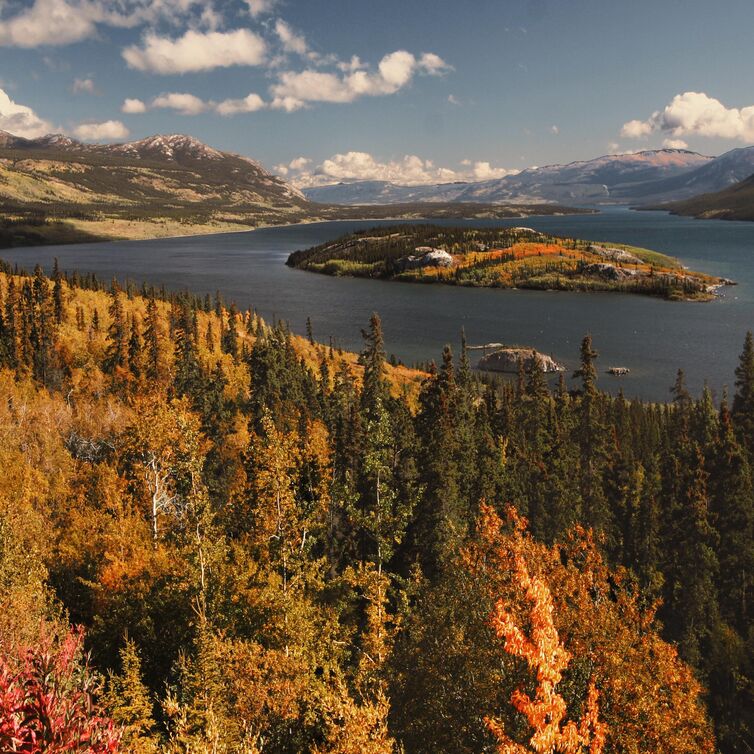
[397,248,454,271]
[581,262,637,281]
[478,347,563,374]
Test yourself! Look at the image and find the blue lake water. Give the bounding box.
[3,207,754,401]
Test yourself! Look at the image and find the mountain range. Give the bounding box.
[0,129,582,247]
[303,148,754,207]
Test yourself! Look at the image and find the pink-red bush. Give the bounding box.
[0,626,120,753]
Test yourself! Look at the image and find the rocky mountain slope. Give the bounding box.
[648,171,754,221]
[0,130,308,219]
[304,148,754,206]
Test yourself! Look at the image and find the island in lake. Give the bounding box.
[286,224,731,301]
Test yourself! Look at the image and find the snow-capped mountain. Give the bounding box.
[303,148,754,206]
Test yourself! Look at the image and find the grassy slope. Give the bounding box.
[648,173,754,221]
[287,226,725,301]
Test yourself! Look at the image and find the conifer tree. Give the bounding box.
[104,284,129,375]
[733,331,754,462]
[143,296,160,384]
[105,638,158,754]
[713,397,754,633]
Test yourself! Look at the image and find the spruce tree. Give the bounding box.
[104,285,129,375]
[733,331,754,462]
[104,638,158,754]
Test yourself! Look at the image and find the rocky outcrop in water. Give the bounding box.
[478,347,563,374]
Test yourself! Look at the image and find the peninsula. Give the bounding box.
[286,224,731,301]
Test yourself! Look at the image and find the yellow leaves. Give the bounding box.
[312,681,395,754]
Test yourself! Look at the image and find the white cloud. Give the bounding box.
[123,28,267,74]
[270,49,452,110]
[622,91,754,143]
[550,124,559,135]
[73,119,129,141]
[216,92,265,116]
[663,138,689,150]
[337,56,366,73]
[620,119,654,139]
[418,52,453,75]
[72,77,96,94]
[0,0,212,48]
[273,156,311,176]
[447,94,461,106]
[470,161,517,180]
[152,92,208,115]
[124,91,267,116]
[274,19,307,55]
[0,0,96,47]
[281,150,518,188]
[246,0,276,17]
[0,87,53,138]
[122,97,147,114]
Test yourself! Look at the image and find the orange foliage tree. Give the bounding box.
[465,503,715,754]
[479,505,606,754]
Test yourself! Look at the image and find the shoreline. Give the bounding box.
[0,207,599,252]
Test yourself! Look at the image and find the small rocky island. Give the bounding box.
[286,224,732,301]
[476,347,563,374]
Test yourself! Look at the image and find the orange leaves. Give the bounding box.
[473,504,606,754]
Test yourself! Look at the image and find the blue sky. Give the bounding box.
[1,0,753,186]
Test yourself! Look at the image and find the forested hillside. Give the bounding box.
[0,263,752,753]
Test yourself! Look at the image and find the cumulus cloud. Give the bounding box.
[470,161,517,180]
[72,77,96,94]
[0,0,97,47]
[124,91,267,116]
[0,0,211,48]
[280,150,518,188]
[663,138,689,149]
[0,87,53,137]
[122,97,147,113]
[152,92,208,115]
[246,0,276,17]
[622,91,754,143]
[123,28,267,74]
[216,92,265,116]
[274,19,307,55]
[73,119,129,141]
[270,49,452,110]
[620,118,655,139]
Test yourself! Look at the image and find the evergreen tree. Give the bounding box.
[104,638,158,754]
[143,295,160,383]
[222,302,239,358]
[733,331,754,462]
[104,284,129,375]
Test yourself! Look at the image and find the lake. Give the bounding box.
[3,207,754,401]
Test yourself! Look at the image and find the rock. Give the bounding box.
[478,347,563,374]
[396,247,454,271]
[589,244,641,264]
[581,262,637,281]
[607,367,630,376]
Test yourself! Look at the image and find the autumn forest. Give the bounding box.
[0,260,752,753]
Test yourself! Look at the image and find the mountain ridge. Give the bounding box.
[646,171,754,221]
[303,148,754,207]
